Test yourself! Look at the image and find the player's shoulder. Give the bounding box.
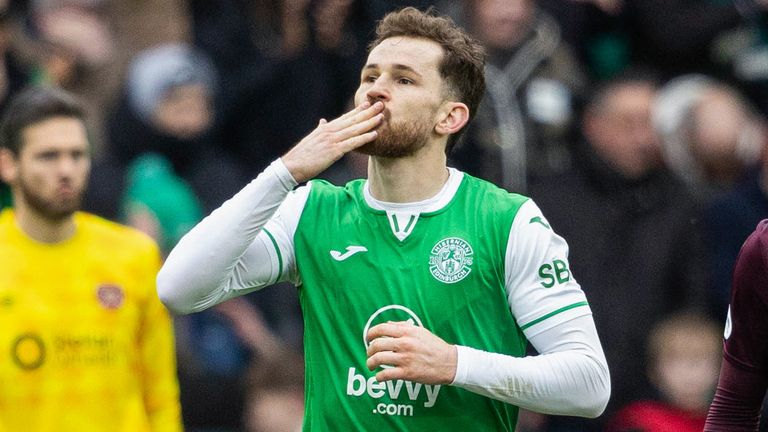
[460,172,530,206]
[309,178,364,191]
[75,212,159,255]
[0,208,15,242]
[755,219,768,247]
[458,175,557,241]
[731,220,768,292]
[307,178,365,202]
[741,219,768,260]
[0,208,12,228]
[457,172,532,225]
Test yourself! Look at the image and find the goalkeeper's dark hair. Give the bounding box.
[0,86,87,155]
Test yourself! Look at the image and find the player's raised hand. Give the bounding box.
[281,101,384,183]
[365,320,458,385]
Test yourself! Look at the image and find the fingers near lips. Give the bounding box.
[346,101,384,128]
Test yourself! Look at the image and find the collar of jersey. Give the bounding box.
[361,167,464,216]
[0,208,83,249]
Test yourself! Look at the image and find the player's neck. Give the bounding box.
[367,144,449,203]
[13,200,77,244]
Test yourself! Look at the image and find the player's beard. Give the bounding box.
[19,180,82,222]
[356,114,433,158]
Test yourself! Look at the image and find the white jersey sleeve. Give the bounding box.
[157,159,308,314]
[451,199,610,417]
[506,199,591,337]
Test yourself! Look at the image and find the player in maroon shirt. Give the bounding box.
[705,219,768,431]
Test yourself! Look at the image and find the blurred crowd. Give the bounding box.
[1,0,767,431]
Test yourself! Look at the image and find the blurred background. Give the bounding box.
[1,0,767,430]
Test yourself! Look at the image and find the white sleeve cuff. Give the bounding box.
[451,345,478,387]
[272,158,299,190]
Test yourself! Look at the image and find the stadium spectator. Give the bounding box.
[528,72,712,428]
[654,75,762,203]
[15,0,193,152]
[176,294,294,432]
[539,0,628,81]
[0,0,31,115]
[189,0,336,178]
[545,0,768,114]
[445,0,588,193]
[119,152,204,256]
[701,117,768,311]
[606,312,722,432]
[0,0,14,212]
[0,86,182,430]
[20,0,120,154]
[242,349,305,432]
[0,181,8,208]
[85,43,243,220]
[618,0,768,114]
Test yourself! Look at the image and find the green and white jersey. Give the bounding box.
[158,161,603,431]
[259,168,590,431]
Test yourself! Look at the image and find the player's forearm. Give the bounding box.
[157,159,297,314]
[452,347,609,417]
[704,356,767,431]
[451,316,610,417]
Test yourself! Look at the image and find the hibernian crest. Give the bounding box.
[429,237,473,283]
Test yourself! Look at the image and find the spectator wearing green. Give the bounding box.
[0,182,11,209]
[120,153,202,255]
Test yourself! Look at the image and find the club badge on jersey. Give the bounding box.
[429,237,474,284]
[96,284,125,310]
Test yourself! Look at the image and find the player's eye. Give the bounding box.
[362,75,378,83]
[37,151,59,161]
[397,77,414,85]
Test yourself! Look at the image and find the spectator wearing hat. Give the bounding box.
[653,75,762,204]
[85,43,244,220]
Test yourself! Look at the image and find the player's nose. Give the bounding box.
[366,79,390,104]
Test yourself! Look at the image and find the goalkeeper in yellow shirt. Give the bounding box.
[0,86,182,431]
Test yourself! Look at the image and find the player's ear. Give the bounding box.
[0,148,18,184]
[434,102,469,137]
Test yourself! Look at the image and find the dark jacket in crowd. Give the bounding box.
[528,139,713,420]
[702,167,768,313]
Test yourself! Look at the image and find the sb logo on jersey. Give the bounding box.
[538,259,571,288]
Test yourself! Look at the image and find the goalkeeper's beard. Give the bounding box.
[19,180,83,222]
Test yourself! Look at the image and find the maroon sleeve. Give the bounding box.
[705,220,768,431]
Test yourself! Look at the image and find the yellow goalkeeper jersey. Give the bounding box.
[0,209,182,431]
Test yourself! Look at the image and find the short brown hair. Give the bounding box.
[369,7,486,154]
[0,86,86,155]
